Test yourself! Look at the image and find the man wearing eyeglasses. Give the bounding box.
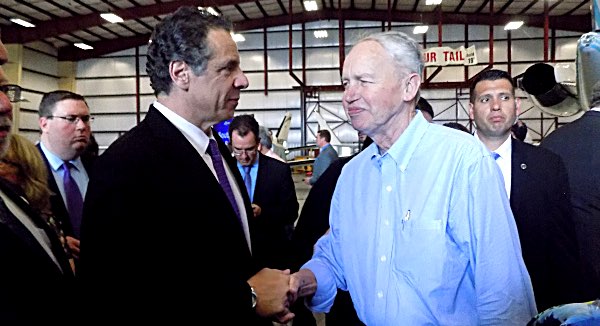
[229,114,299,271]
[37,90,94,267]
[0,32,75,324]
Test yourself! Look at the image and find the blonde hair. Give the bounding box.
[3,134,52,216]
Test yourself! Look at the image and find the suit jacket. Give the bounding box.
[0,178,75,325]
[78,106,270,325]
[309,144,339,185]
[37,142,95,238]
[540,110,600,298]
[251,153,298,269]
[510,138,586,310]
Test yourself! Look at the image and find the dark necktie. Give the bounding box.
[207,139,241,221]
[62,162,83,237]
[243,166,252,198]
[492,152,501,160]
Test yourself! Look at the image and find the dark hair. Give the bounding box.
[469,69,515,103]
[146,6,233,96]
[443,122,471,133]
[317,129,331,143]
[228,114,259,142]
[417,97,434,118]
[38,90,88,117]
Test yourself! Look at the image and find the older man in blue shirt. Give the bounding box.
[289,31,536,325]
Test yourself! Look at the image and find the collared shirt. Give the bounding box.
[39,141,89,205]
[153,101,251,250]
[303,113,536,325]
[236,155,259,202]
[474,132,512,198]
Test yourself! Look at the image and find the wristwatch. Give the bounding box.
[250,287,257,309]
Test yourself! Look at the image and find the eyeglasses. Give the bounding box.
[47,115,94,124]
[232,146,258,157]
[0,84,23,103]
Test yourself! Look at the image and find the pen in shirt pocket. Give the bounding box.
[402,210,411,230]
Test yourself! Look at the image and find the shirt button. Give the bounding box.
[380,255,387,262]
[377,291,383,298]
[386,185,392,192]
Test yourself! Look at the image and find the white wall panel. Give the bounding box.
[21,70,59,93]
[19,111,41,131]
[305,48,339,68]
[77,78,137,96]
[240,51,265,71]
[91,115,138,132]
[22,48,57,76]
[77,57,138,77]
[512,39,545,61]
[85,97,138,114]
[305,70,341,85]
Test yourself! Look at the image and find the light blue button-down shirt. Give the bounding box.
[236,156,258,202]
[302,113,537,325]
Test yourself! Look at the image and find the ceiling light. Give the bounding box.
[231,33,245,43]
[314,30,328,39]
[504,21,524,30]
[74,43,93,50]
[413,25,429,34]
[304,1,318,11]
[425,0,442,5]
[100,13,124,23]
[198,6,219,16]
[10,18,35,28]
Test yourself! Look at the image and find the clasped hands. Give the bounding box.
[249,268,317,324]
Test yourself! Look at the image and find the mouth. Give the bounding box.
[346,107,363,116]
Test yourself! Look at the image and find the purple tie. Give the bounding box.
[62,162,83,237]
[207,139,241,221]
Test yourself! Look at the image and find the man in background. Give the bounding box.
[37,90,94,263]
[470,69,586,311]
[540,81,600,299]
[78,7,293,325]
[0,30,75,325]
[289,31,536,325]
[229,114,298,270]
[304,129,338,185]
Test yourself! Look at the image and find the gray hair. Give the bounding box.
[258,126,272,149]
[358,31,424,77]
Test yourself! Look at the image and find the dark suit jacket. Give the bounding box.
[78,106,269,325]
[251,153,298,269]
[37,142,95,238]
[540,110,600,298]
[0,178,75,325]
[510,138,586,310]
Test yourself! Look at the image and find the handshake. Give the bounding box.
[248,268,317,324]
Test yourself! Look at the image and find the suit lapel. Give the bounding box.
[510,139,528,214]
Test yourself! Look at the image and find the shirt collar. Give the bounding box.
[369,112,429,172]
[153,101,214,154]
[39,141,84,172]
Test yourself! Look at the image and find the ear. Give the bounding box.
[39,117,49,132]
[468,102,475,120]
[515,97,522,116]
[169,60,190,90]
[402,73,421,102]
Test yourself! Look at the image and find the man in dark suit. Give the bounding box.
[540,81,600,299]
[228,114,299,270]
[0,38,75,325]
[469,69,587,311]
[78,7,293,325]
[37,90,94,263]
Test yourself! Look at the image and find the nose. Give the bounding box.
[234,71,249,90]
[343,84,358,105]
[491,97,501,110]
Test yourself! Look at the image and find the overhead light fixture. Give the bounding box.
[304,0,318,11]
[100,13,124,23]
[231,33,245,43]
[198,6,219,16]
[74,43,93,50]
[425,0,442,5]
[413,25,429,34]
[314,30,328,39]
[10,18,35,28]
[504,21,524,30]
